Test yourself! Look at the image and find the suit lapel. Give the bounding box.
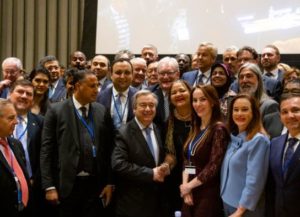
[67,99,81,149]
[272,134,287,184]
[285,142,300,181]
[153,124,163,164]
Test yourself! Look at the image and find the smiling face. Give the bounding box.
[0,103,18,138]
[111,61,133,92]
[211,66,228,87]
[170,81,190,109]
[134,94,157,127]
[192,88,213,120]
[9,85,34,115]
[280,96,300,137]
[31,73,50,96]
[158,63,179,92]
[232,98,253,133]
[238,68,258,95]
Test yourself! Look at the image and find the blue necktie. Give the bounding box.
[283,138,298,175]
[197,73,204,85]
[113,93,122,129]
[145,127,155,161]
[16,116,32,177]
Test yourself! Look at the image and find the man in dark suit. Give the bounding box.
[261,44,284,83]
[182,42,217,87]
[40,55,66,103]
[149,57,180,133]
[0,99,31,217]
[9,80,45,216]
[40,69,114,217]
[0,57,23,98]
[91,55,112,94]
[112,90,170,217]
[267,93,300,217]
[97,58,137,129]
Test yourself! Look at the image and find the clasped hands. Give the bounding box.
[153,162,170,182]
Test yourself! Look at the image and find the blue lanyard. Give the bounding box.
[17,126,28,141]
[112,94,128,123]
[74,107,95,143]
[187,128,208,163]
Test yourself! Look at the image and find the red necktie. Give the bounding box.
[0,138,29,206]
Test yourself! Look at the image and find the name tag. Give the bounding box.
[185,165,196,175]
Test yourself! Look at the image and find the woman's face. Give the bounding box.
[170,82,190,108]
[32,73,50,95]
[192,88,213,119]
[232,98,253,133]
[211,66,227,87]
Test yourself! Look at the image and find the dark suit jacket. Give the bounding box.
[267,133,300,217]
[0,86,9,98]
[49,78,66,103]
[26,113,43,184]
[112,119,168,217]
[0,137,31,217]
[40,98,113,199]
[96,86,137,124]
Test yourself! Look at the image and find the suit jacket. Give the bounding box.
[96,86,137,124]
[267,133,300,217]
[111,119,168,217]
[221,133,270,215]
[181,70,198,86]
[0,137,31,217]
[0,86,9,98]
[40,98,114,199]
[26,113,43,182]
[49,78,66,103]
[148,84,167,138]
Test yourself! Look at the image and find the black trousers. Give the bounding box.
[59,176,104,217]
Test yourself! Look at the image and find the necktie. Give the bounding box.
[197,73,204,85]
[283,138,298,174]
[144,127,156,163]
[265,72,273,77]
[113,93,123,128]
[15,116,32,178]
[80,107,88,121]
[163,94,169,121]
[0,139,29,206]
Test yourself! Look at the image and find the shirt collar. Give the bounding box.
[198,68,211,78]
[99,77,107,86]
[112,86,129,98]
[72,95,90,112]
[135,117,153,130]
[288,132,300,140]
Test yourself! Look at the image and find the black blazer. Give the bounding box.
[40,98,114,199]
[0,137,31,216]
[112,119,168,217]
[96,86,137,124]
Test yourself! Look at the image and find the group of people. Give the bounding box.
[0,42,300,217]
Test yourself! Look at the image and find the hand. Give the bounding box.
[158,163,170,176]
[183,193,193,206]
[45,189,59,205]
[0,79,11,89]
[229,207,246,217]
[100,185,113,207]
[153,167,165,182]
[229,212,243,217]
[180,183,192,196]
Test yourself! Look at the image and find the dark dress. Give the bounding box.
[182,122,230,217]
[166,117,191,215]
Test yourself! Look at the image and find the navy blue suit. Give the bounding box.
[267,133,300,217]
[181,70,198,86]
[0,86,9,98]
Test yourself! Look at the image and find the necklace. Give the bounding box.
[174,109,191,121]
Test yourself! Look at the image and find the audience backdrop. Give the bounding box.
[95,0,300,67]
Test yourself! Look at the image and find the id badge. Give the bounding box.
[185,165,196,175]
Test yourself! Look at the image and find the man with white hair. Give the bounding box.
[0,57,23,98]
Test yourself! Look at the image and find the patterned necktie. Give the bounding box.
[113,93,123,129]
[144,127,156,162]
[197,73,204,85]
[15,116,32,178]
[163,94,169,121]
[283,138,298,174]
[0,138,29,206]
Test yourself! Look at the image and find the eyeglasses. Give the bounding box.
[282,88,300,94]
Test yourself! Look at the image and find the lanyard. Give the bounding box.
[74,107,95,143]
[112,94,128,123]
[187,128,208,163]
[17,126,28,141]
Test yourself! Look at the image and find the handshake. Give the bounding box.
[153,162,170,182]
